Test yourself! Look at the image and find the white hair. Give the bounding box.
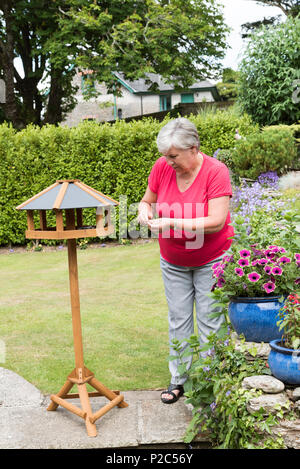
[156,117,200,154]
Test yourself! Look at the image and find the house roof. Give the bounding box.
[16,180,118,211]
[113,71,220,99]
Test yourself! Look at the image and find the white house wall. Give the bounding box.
[61,72,215,127]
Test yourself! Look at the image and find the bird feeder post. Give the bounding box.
[16,180,128,437]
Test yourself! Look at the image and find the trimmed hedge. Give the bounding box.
[0,110,257,246]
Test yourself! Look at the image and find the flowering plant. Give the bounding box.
[212,245,300,298]
[277,293,300,350]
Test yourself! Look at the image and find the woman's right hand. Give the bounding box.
[137,201,153,225]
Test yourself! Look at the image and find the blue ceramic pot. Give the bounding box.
[268,339,300,385]
[228,296,284,343]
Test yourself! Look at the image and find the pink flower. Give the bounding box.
[217,278,225,288]
[265,249,276,259]
[263,281,276,293]
[238,258,249,267]
[239,249,251,258]
[267,245,280,253]
[251,259,259,266]
[212,262,222,270]
[271,266,283,276]
[248,272,261,282]
[235,267,244,277]
[264,265,272,274]
[294,253,300,262]
[258,258,269,265]
[277,256,291,264]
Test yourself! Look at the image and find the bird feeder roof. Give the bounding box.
[16,180,118,211]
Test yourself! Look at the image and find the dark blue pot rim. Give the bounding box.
[229,296,283,303]
[269,339,300,355]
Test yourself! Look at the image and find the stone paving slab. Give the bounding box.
[0,367,208,449]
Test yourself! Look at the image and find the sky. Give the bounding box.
[218,0,284,70]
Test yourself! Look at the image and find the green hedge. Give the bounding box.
[0,110,257,246]
[231,125,298,180]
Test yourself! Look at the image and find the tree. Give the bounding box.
[216,68,240,101]
[241,0,299,38]
[237,16,300,126]
[0,0,229,128]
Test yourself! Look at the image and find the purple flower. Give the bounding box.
[238,258,249,267]
[295,253,300,262]
[239,249,251,258]
[295,278,300,285]
[271,266,283,276]
[235,267,244,277]
[203,366,210,372]
[248,272,261,282]
[210,402,217,412]
[263,281,276,293]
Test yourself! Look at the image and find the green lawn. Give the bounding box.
[0,241,171,393]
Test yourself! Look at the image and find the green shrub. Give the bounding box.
[0,110,258,246]
[231,126,297,180]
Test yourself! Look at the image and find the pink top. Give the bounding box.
[148,153,234,266]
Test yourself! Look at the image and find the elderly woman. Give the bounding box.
[138,117,234,404]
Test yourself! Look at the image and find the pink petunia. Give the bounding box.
[247,272,261,282]
[238,258,250,267]
[277,256,291,264]
[264,265,272,274]
[268,246,280,253]
[258,258,269,265]
[235,267,244,277]
[239,249,251,258]
[263,281,276,293]
[251,259,259,266]
[295,253,300,261]
[271,266,283,276]
[212,261,222,270]
[217,278,225,288]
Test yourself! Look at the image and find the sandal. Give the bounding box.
[160,384,184,404]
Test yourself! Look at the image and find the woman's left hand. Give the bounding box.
[148,218,171,234]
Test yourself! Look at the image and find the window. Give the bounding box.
[160,94,172,111]
[181,93,194,103]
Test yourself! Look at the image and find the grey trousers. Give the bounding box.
[160,255,224,386]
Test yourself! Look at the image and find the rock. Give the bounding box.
[242,375,285,394]
[291,387,300,402]
[247,392,291,415]
[233,335,271,360]
[273,419,300,449]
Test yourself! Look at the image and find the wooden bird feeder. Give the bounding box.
[16,179,128,437]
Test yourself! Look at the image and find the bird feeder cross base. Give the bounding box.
[47,366,128,437]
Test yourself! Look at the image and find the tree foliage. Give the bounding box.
[237,16,300,126]
[216,68,240,101]
[0,0,229,128]
[241,0,299,38]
